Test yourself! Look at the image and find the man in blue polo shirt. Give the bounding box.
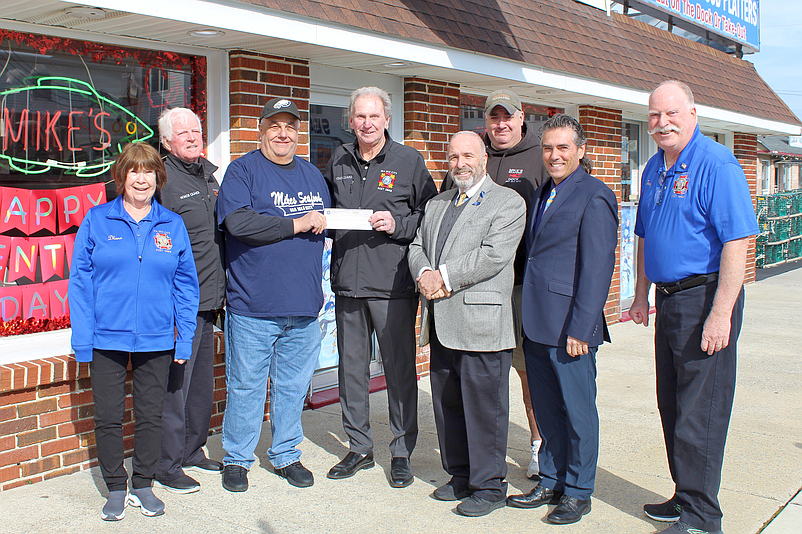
[629,81,758,534]
[216,98,330,492]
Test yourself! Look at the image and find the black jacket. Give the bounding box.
[159,153,226,311]
[324,132,438,298]
[441,123,547,283]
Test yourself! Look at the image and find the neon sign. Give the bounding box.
[1,77,154,177]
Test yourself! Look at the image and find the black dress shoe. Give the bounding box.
[184,457,223,473]
[155,473,200,494]
[547,494,591,524]
[327,452,374,479]
[506,484,562,508]
[456,495,507,517]
[389,457,413,488]
[222,465,249,492]
[276,461,314,487]
[431,481,472,501]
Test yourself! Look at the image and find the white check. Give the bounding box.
[323,208,374,230]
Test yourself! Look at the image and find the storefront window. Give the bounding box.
[0,29,206,337]
[309,104,354,173]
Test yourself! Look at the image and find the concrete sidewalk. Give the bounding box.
[1,266,800,533]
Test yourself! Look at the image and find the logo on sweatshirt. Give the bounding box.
[378,171,396,191]
[507,168,523,182]
[154,232,173,252]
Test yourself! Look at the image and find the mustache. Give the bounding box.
[649,124,682,135]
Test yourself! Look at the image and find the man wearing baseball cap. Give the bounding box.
[216,97,330,492]
[443,89,547,480]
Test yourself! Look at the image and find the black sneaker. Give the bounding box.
[184,458,223,473]
[644,496,682,522]
[275,461,314,488]
[222,465,249,492]
[155,473,200,494]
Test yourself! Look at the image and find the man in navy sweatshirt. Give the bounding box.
[216,98,330,492]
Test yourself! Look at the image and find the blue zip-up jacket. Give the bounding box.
[68,196,200,362]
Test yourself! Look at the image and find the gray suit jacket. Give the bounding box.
[408,177,526,352]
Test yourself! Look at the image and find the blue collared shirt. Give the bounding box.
[635,126,758,283]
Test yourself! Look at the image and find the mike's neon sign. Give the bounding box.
[1,76,154,177]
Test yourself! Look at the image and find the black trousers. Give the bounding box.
[655,283,744,532]
[430,330,511,502]
[524,338,599,500]
[335,295,418,458]
[157,311,216,480]
[91,349,173,491]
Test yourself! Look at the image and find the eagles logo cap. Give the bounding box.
[260,98,301,121]
[484,89,522,114]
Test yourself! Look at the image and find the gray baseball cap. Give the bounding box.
[485,90,522,114]
[260,98,301,121]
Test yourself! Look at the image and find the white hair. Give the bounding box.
[158,108,202,143]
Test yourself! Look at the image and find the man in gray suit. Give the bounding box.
[408,131,526,518]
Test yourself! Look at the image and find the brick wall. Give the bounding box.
[229,51,311,161]
[734,132,758,284]
[403,78,461,373]
[579,106,623,322]
[0,334,227,491]
[403,78,461,189]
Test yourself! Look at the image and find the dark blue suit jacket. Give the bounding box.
[521,168,618,348]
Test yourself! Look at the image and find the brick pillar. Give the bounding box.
[402,78,460,374]
[578,106,623,323]
[229,51,310,161]
[403,78,461,189]
[734,133,758,284]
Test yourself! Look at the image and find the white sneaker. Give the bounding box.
[526,439,542,479]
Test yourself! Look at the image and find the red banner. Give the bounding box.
[7,237,38,283]
[0,235,10,279]
[1,187,31,233]
[23,284,49,320]
[56,187,85,232]
[28,189,58,235]
[0,286,23,322]
[63,233,76,271]
[39,235,67,281]
[48,279,70,318]
[0,281,70,321]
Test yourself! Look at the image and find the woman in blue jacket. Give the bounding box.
[69,142,199,521]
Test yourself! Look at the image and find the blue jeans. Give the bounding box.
[222,311,320,469]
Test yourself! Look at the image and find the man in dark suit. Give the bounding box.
[408,131,525,518]
[507,114,618,525]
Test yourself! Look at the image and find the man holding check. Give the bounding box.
[324,86,438,488]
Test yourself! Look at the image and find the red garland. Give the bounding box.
[0,28,207,119]
[0,316,71,337]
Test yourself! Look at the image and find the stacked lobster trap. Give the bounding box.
[756,191,802,268]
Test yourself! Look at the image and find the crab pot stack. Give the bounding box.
[757,191,802,267]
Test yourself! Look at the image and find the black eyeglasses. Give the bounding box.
[654,170,667,205]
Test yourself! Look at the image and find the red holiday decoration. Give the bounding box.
[56,186,85,232]
[48,279,70,318]
[28,189,58,235]
[0,235,10,279]
[7,237,38,283]
[39,235,67,281]
[23,284,49,320]
[0,286,23,322]
[1,187,31,234]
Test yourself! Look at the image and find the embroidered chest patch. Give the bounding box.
[378,171,396,191]
[673,175,689,197]
[154,232,173,252]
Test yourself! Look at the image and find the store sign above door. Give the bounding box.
[628,0,759,52]
[1,77,154,177]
